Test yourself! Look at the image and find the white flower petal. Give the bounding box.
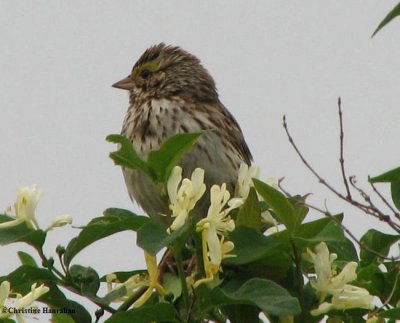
[167,167,206,231]
[13,184,43,229]
[46,214,73,231]
[16,283,49,309]
[0,281,10,306]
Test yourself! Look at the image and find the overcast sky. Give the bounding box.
[1,1,400,321]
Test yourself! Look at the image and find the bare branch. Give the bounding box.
[338,97,352,199]
[370,179,400,221]
[350,176,400,232]
[283,114,400,233]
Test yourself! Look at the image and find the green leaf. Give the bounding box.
[195,278,301,317]
[357,264,385,298]
[360,229,400,266]
[147,132,203,182]
[51,313,76,323]
[0,215,46,249]
[370,166,400,183]
[223,279,301,316]
[293,214,345,246]
[64,210,148,266]
[17,251,38,267]
[100,270,147,282]
[291,195,309,228]
[236,187,261,229]
[372,2,400,37]
[107,134,150,176]
[69,265,100,296]
[1,267,92,323]
[253,179,296,233]
[2,265,58,286]
[137,219,194,254]
[47,298,92,323]
[296,214,358,261]
[224,227,280,265]
[378,307,400,319]
[391,182,400,211]
[103,207,141,218]
[274,213,357,261]
[104,303,177,323]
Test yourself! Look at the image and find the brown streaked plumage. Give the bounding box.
[113,43,252,225]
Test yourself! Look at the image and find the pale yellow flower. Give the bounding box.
[306,242,374,315]
[45,214,73,231]
[106,273,146,302]
[195,184,235,287]
[235,163,260,199]
[15,283,49,309]
[0,281,49,322]
[0,185,43,230]
[167,166,206,231]
[311,285,374,315]
[133,251,166,308]
[229,164,278,227]
[0,281,11,309]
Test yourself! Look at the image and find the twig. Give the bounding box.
[350,177,400,232]
[283,114,400,233]
[303,202,400,261]
[370,180,400,221]
[338,97,352,199]
[283,115,348,201]
[278,169,400,261]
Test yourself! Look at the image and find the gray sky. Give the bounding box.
[1,1,400,321]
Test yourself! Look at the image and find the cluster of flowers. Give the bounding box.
[0,281,49,322]
[305,242,375,316]
[107,163,263,307]
[0,185,72,322]
[1,168,377,318]
[0,185,72,231]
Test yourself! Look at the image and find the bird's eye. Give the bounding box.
[140,69,151,79]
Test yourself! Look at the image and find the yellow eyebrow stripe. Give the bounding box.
[132,60,160,77]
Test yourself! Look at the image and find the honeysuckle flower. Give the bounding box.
[106,273,146,302]
[305,242,357,300]
[229,164,279,228]
[105,252,165,307]
[0,281,49,322]
[306,242,374,315]
[15,283,49,309]
[235,163,260,199]
[310,285,374,315]
[261,210,277,225]
[167,166,206,231]
[0,185,42,230]
[0,281,11,308]
[133,251,166,308]
[45,214,73,231]
[227,164,260,211]
[195,184,235,287]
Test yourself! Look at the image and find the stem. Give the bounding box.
[37,247,65,280]
[290,239,307,323]
[337,97,352,200]
[174,245,190,312]
[117,286,148,311]
[37,247,117,313]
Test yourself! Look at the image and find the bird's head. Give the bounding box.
[112,43,218,102]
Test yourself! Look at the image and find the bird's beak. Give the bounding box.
[112,76,135,90]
